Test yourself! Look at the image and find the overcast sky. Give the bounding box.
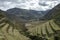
[0,0,60,11]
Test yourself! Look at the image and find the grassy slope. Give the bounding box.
[28,4,60,40]
[0,11,30,40]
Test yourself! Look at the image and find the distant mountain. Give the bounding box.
[6,8,49,22]
[44,4,60,20]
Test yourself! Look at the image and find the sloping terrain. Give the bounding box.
[27,4,60,40]
[0,3,60,40]
[44,4,60,20]
[0,10,30,40]
[25,21,46,30]
[28,19,60,40]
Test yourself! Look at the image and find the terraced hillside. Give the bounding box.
[28,4,60,40]
[0,11,30,40]
[28,19,60,40]
[0,4,60,40]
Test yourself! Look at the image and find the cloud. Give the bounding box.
[0,1,17,10]
[0,0,60,11]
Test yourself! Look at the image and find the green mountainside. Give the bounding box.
[27,4,60,40]
[0,10,30,40]
[0,4,60,40]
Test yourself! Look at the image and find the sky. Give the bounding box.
[0,0,60,11]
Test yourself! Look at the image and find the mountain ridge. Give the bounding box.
[6,8,50,22]
[44,4,60,20]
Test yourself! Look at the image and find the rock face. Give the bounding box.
[0,10,30,40]
[28,4,60,40]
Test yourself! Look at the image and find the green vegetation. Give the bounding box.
[28,19,60,40]
[0,4,60,40]
[0,12,30,40]
[27,4,60,40]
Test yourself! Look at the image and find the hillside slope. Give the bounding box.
[44,4,60,20]
[0,10,30,40]
[28,4,60,40]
